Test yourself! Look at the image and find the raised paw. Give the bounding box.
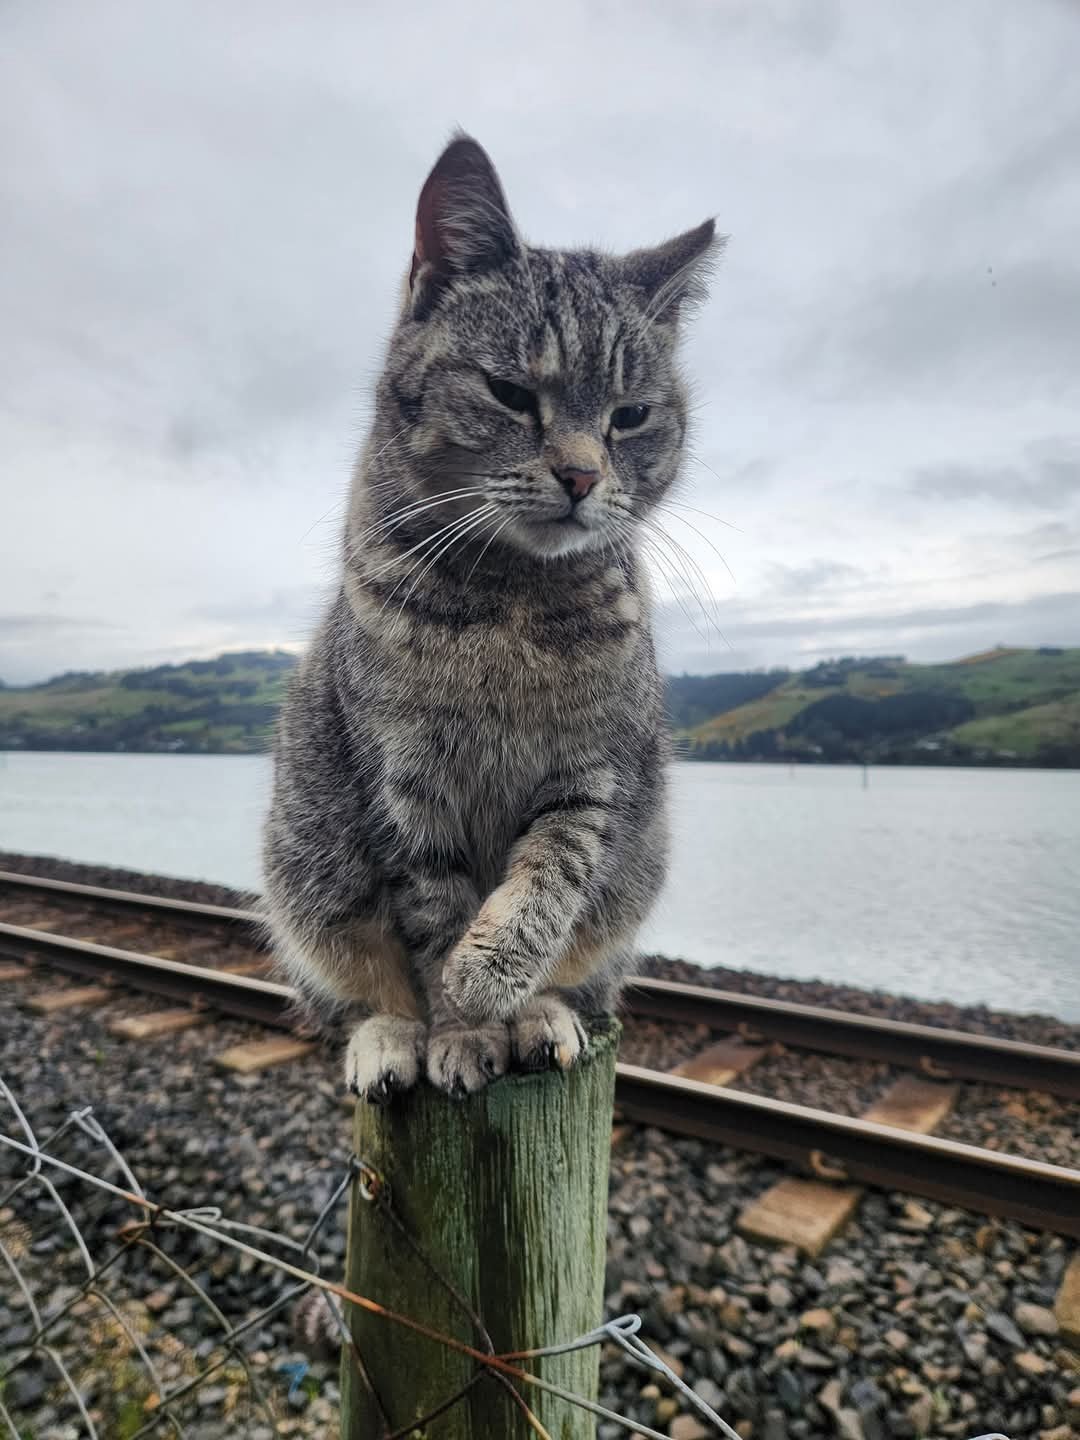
[442,937,532,1023]
[511,995,587,1073]
[344,1016,425,1105]
[427,1024,510,1099]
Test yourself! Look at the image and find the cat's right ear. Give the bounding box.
[620,220,722,326]
[409,135,519,309]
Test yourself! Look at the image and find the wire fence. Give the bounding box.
[0,1073,737,1439]
[0,1079,351,1436]
[0,1074,1013,1440]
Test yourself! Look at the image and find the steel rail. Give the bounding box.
[0,923,292,1027]
[3,920,1079,1238]
[3,869,1078,1098]
[615,1064,1080,1240]
[0,869,260,936]
[623,978,1080,1101]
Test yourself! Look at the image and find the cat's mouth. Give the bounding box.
[507,504,607,559]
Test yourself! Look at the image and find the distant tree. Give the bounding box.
[788,690,974,743]
[665,670,787,729]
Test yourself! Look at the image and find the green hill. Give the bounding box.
[0,651,295,754]
[670,647,1080,767]
[2,645,1078,765]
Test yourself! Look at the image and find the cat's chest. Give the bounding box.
[378,607,640,801]
[407,603,636,722]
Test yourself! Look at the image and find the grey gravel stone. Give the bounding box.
[767,1279,794,1310]
[8,1372,47,1410]
[850,1378,887,1414]
[691,1377,724,1412]
[985,1310,1026,1348]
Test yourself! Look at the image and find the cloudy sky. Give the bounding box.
[2,0,1078,684]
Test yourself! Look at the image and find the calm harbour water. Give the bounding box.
[1,752,1078,1020]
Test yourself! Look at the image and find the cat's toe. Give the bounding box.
[344,1016,425,1103]
[512,995,587,1072]
[427,1025,510,1097]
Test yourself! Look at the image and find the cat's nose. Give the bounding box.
[553,466,600,503]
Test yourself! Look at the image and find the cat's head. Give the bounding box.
[377,134,719,563]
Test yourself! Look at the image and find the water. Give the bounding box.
[2,752,1078,1020]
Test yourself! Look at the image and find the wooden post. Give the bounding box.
[340,1021,619,1438]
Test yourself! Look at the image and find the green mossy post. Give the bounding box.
[340,1022,620,1439]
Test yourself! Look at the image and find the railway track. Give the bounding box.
[1,867,1079,1239]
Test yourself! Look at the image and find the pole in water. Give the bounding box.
[862,760,869,789]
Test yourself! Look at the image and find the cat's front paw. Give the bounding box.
[512,994,587,1072]
[344,1016,425,1104]
[443,936,532,1023]
[427,1024,510,1098]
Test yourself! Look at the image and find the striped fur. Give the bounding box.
[263,135,717,1099]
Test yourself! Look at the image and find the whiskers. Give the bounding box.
[654,503,737,588]
[348,486,490,559]
[388,505,500,619]
[354,500,512,625]
[640,455,744,648]
[340,440,738,653]
[297,424,416,549]
[608,497,735,653]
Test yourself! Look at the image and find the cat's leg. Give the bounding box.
[423,963,512,1099]
[393,868,512,1098]
[442,763,621,1024]
[510,938,634,1069]
[554,940,636,1018]
[323,925,424,1105]
[267,908,427,1102]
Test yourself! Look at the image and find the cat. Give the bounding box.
[263,134,718,1101]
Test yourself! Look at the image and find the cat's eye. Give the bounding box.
[486,375,538,416]
[610,404,650,431]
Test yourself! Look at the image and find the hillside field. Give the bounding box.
[667,647,1080,767]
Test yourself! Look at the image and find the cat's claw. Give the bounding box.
[362,1070,404,1107]
[511,995,586,1072]
[344,1016,425,1104]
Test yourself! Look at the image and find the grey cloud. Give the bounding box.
[1017,521,1077,549]
[684,456,779,495]
[1033,548,1080,565]
[909,446,1080,509]
[187,586,329,626]
[801,261,1080,401]
[766,559,866,595]
[0,614,120,636]
[0,614,124,684]
[737,591,1080,641]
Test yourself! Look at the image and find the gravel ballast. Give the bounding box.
[1,851,1077,1439]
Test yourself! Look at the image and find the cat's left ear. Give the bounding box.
[620,219,723,323]
[410,134,520,301]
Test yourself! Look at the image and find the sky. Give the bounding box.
[2,0,1079,685]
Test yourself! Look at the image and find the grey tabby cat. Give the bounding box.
[263,134,717,1101]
